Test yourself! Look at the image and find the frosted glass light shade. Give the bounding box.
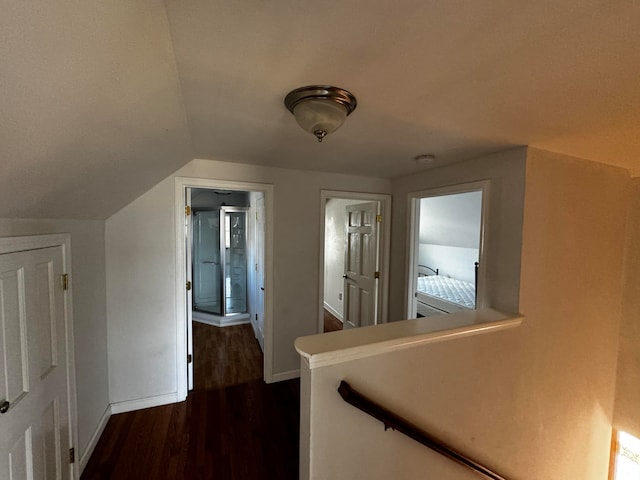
[284,85,357,142]
[293,99,348,137]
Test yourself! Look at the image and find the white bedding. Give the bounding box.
[416,275,475,309]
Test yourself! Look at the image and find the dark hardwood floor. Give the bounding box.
[323,308,343,333]
[81,322,299,480]
[193,323,263,391]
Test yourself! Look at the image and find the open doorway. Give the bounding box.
[406,181,489,319]
[190,188,252,326]
[187,187,265,391]
[319,191,391,333]
[175,178,274,398]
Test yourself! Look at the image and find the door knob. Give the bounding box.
[0,400,9,414]
[342,274,348,279]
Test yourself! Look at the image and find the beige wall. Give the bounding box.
[614,177,640,437]
[517,148,626,476]
[389,147,528,320]
[105,158,391,405]
[302,149,628,479]
[0,219,108,464]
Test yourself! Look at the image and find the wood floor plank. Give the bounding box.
[81,323,299,480]
[324,308,343,332]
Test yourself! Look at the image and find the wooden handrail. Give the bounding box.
[338,381,508,480]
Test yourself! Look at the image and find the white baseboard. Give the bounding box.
[323,302,343,322]
[110,392,179,415]
[79,405,112,474]
[79,393,179,474]
[266,369,300,383]
[193,312,251,327]
[251,321,265,353]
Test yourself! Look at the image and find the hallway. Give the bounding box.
[81,324,299,480]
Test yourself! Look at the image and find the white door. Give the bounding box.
[343,202,379,329]
[0,246,71,479]
[254,193,265,351]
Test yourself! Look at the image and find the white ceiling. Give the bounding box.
[3,0,640,219]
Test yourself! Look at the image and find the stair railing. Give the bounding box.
[338,380,508,480]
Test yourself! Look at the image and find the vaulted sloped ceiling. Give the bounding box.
[1,1,193,219]
[2,0,640,219]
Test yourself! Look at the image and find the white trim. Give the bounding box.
[79,405,111,474]
[297,309,523,369]
[323,302,343,322]
[185,187,193,391]
[110,393,179,415]
[405,180,490,319]
[0,233,72,254]
[318,190,392,334]
[175,177,275,397]
[62,236,79,480]
[269,369,300,383]
[192,313,251,327]
[0,233,79,479]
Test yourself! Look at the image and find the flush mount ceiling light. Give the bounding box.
[284,85,357,142]
[414,154,436,165]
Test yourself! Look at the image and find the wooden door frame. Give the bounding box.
[175,177,275,396]
[318,190,391,333]
[0,233,77,479]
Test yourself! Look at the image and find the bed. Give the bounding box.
[415,264,477,317]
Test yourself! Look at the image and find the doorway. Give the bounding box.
[188,188,262,389]
[175,178,274,398]
[319,191,392,333]
[191,189,250,325]
[406,181,489,319]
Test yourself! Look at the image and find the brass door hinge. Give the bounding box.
[376,214,382,223]
[187,354,192,364]
[374,271,380,279]
[186,281,192,291]
[61,274,69,291]
[185,205,191,216]
[69,447,75,464]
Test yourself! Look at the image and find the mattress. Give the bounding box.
[416,275,475,309]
